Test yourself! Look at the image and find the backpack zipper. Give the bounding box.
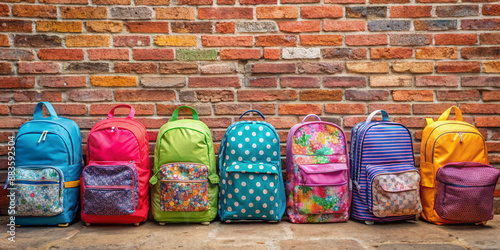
[431,131,485,164]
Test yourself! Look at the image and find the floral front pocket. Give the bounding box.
[13,166,64,217]
[160,163,209,212]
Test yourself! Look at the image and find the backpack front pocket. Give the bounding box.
[82,163,139,216]
[296,163,349,214]
[366,164,421,218]
[12,166,64,216]
[435,162,500,222]
[223,162,281,220]
[159,163,209,212]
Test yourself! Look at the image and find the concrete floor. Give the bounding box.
[0,216,499,250]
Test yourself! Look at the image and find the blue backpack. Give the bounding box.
[218,110,286,222]
[9,102,82,226]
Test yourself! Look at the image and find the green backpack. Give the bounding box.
[149,106,219,224]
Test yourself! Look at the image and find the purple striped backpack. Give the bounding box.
[285,115,351,223]
[350,110,422,224]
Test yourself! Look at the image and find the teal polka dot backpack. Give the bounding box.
[218,110,286,222]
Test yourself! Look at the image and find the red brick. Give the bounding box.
[323,20,365,32]
[115,90,175,102]
[369,104,412,114]
[61,6,107,19]
[301,6,343,19]
[483,90,500,101]
[326,0,364,3]
[237,90,297,101]
[213,103,250,115]
[370,48,412,59]
[322,48,367,60]
[136,0,170,5]
[215,22,235,33]
[38,49,83,61]
[218,0,235,4]
[247,77,278,87]
[251,63,296,73]
[393,90,434,102]
[436,61,481,73]
[0,4,8,16]
[255,35,297,46]
[178,0,212,4]
[12,4,57,18]
[416,47,458,59]
[159,104,211,116]
[0,49,34,61]
[416,76,458,87]
[192,90,235,102]
[483,4,500,15]
[436,90,480,101]
[393,117,429,128]
[88,49,129,60]
[390,6,432,18]
[435,33,478,45]
[220,49,261,60]
[256,6,298,19]
[40,0,88,3]
[300,90,343,101]
[0,34,8,47]
[199,7,253,19]
[461,104,500,114]
[462,19,500,30]
[93,0,131,4]
[280,77,320,88]
[114,36,150,47]
[481,33,500,44]
[0,62,11,74]
[68,89,112,102]
[462,76,500,87]
[278,21,320,33]
[475,117,500,127]
[252,104,275,115]
[413,103,457,115]
[264,48,280,60]
[0,19,32,32]
[18,62,60,74]
[133,49,174,61]
[171,22,212,33]
[279,104,322,115]
[346,90,389,101]
[461,47,500,59]
[126,22,169,33]
[300,35,342,46]
[240,0,277,3]
[114,62,157,73]
[40,76,86,88]
[324,77,366,88]
[13,91,62,102]
[12,104,86,116]
[201,36,253,47]
[189,77,241,87]
[0,118,29,128]
[346,34,387,46]
[91,104,154,115]
[326,104,365,114]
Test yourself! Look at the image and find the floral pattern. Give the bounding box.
[160,163,209,212]
[293,124,345,156]
[14,168,64,216]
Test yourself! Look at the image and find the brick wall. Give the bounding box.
[0,0,500,214]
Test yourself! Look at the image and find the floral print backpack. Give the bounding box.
[285,114,351,223]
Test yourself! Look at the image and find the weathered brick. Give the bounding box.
[393,90,434,102]
[436,5,479,17]
[484,61,500,73]
[0,49,34,61]
[0,35,8,47]
[12,4,57,18]
[346,62,389,73]
[154,35,197,46]
[0,19,32,32]
[481,33,500,44]
[483,90,500,101]
[14,34,62,48]
[368,20,411,31]
[214,103,251,115]
[88,49,129,60]
[13,91,62,102]
[136,0,170,5]
[369,0,409,3]
[171,22,212,33]
[61,6,107,19]
[415,20,457,31]
[40,76,86,88]
[256,6,298,19]
[300,90,343,101]
[40,0,88,3]
[324,76,366,88]
[279,104,322,115]
[200,63,237,74]
[435,33,478,45]
[66,35,110,47]
[483,4,500,15]
[280,76,320,88]
[346,34,387,46]
[133,49,174,60]
[202,36,253,47]
[236,21,278,33]
[461,104,500,114]
[475,117,500,128]
[462,19,500,30]
[346,90,389,101]
[86,21,123,33]
[141,76,186,88]
[282,48,320,59]
[193,90,235,102]
[0,76,35,88]
[323,20,365,31]
[247,77,277,87]
[322,48,367,60]
[37,21,82,33]
[115,62,157,73]
[297,62,343,74]
[159,104,211,117]
[177,49,217,60]
[279,21,321,33]
[0,62,11,74]
[114,36,150,47]
[64,62,109,73]
[189,76,240,87]
[326,104,365,114]
[461,47,500,59]
[93,0,131,4]
[390,6,431,18]
[371,48,412,59]
[110,7,153,20]
[255,35,297,46]
[370,75,412,87]
[281,0,317,3]
[369,104,411,114]
[0,4,7,16]
[220,49,261,60]
[437,90,480,101]
[91,76,137,87]
[157,7,195,20]
[326,0,364,3]
[199,7,253,19]
[413,103,457,115]
[393,62,433,73]
[436,61,481,73]
[218,0,236,4]
[160,63,198,74]
[390,34,432,46]
[127,22,169,33]
[215,22,235,33]
[12,104,87,116]
[238,90,297,101]
[462,76,500,87]
[346,6,387,18]
[301,6,343,19]
[178,0,213,4]
[416,47,458,59]
[91,104,154,116]
[115,90,175,102]
[18,62,60,74]
[68,89,112,102]
[416,76,458,87]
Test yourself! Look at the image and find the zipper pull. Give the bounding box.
[43,130,48,142]
[149,169,160,185]
[38,131,47,143]
[459,132,463,143]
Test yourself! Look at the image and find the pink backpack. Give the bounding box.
[81,105,150,226]
[285,115,351,223]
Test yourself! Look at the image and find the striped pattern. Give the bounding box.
[350,122,417,222]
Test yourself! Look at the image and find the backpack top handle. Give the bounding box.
[239,110,265,120]
[33,102,59,120]
[170,105,199,121]
[107,104,135,119]
[301,114,321,124]
[366,110,389,123]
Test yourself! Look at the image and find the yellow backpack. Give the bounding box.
[420,106,489,225]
